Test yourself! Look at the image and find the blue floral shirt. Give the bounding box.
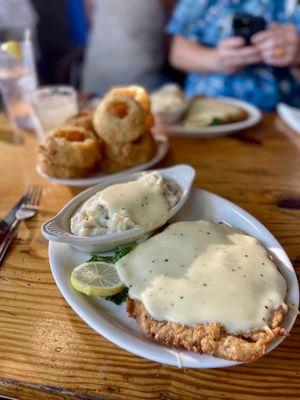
[167,0,300,110]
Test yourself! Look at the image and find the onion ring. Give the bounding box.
[93,94,146,144]
[38,125,101,178]
[102,132,155,171]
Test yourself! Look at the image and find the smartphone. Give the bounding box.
[232,13,266,45]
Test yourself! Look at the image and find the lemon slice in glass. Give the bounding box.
[1,41,22,59]
[70,261,124,296]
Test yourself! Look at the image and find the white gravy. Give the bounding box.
[99,179,169,228]
[116,221,287,334]
[70,173,174,236]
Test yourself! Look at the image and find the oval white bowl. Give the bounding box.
[41,164,195,253]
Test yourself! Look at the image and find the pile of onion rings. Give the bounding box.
[38,86,155,178]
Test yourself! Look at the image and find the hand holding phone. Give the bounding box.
[215,36,262,74]
[233,13,266,45]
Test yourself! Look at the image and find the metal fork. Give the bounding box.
[0,185,43,265]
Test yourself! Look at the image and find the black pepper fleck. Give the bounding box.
[265,306,269,309]
[203,283,207,287]
[165,259,169,262]
[245,254,248,257]
[232,269,235,272]
[260,274,264,277]
[180,296,184,299]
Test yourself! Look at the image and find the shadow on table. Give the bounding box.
[0,115,24,144]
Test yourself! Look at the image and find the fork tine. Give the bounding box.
[30,185,42,207]
[25,185,34,206]
[23,185,43,208]
[30,185,38,206]
[33,186,43,207]
[31,185,38,206]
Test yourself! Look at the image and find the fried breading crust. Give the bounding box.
[93,94,146,144]
[183,97,248,128]
[38,126,102,179]
[107,86,154,131]
[65,109,94,131]
[103,132,154,168]
[127,299,287,362]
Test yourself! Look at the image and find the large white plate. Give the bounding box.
[155,98,262,138]
[37,134,169,187]
[48,189,299,368]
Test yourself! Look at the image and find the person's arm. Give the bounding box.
[169,35,218,72]
[169,35,262,74]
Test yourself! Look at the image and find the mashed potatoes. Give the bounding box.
[70,172,181,236]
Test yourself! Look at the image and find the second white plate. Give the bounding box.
[155,98,262,138]
[48,188,299,368]
[37,134,169,187]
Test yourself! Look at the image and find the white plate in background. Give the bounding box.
[277,102,300,134]
[48,188,299,368]
[37,134,169,187]
[154,98,262,138]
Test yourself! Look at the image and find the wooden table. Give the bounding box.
[0,113,299,400]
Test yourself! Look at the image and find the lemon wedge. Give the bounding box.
[1,41,22,59]
[70,261,124,296]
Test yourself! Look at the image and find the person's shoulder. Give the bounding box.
[166,0,210,37]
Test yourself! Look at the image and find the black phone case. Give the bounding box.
[233,13,266,44]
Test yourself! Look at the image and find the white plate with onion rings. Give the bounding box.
[37,134,169,187]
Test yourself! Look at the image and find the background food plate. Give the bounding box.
[155,98,262,138]
[37,134,169,187]
[48,188,299,368]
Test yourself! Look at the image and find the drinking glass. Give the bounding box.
[0,30,39,140]
[31,86,78,134]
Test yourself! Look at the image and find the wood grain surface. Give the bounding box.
[0,113,299,400]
